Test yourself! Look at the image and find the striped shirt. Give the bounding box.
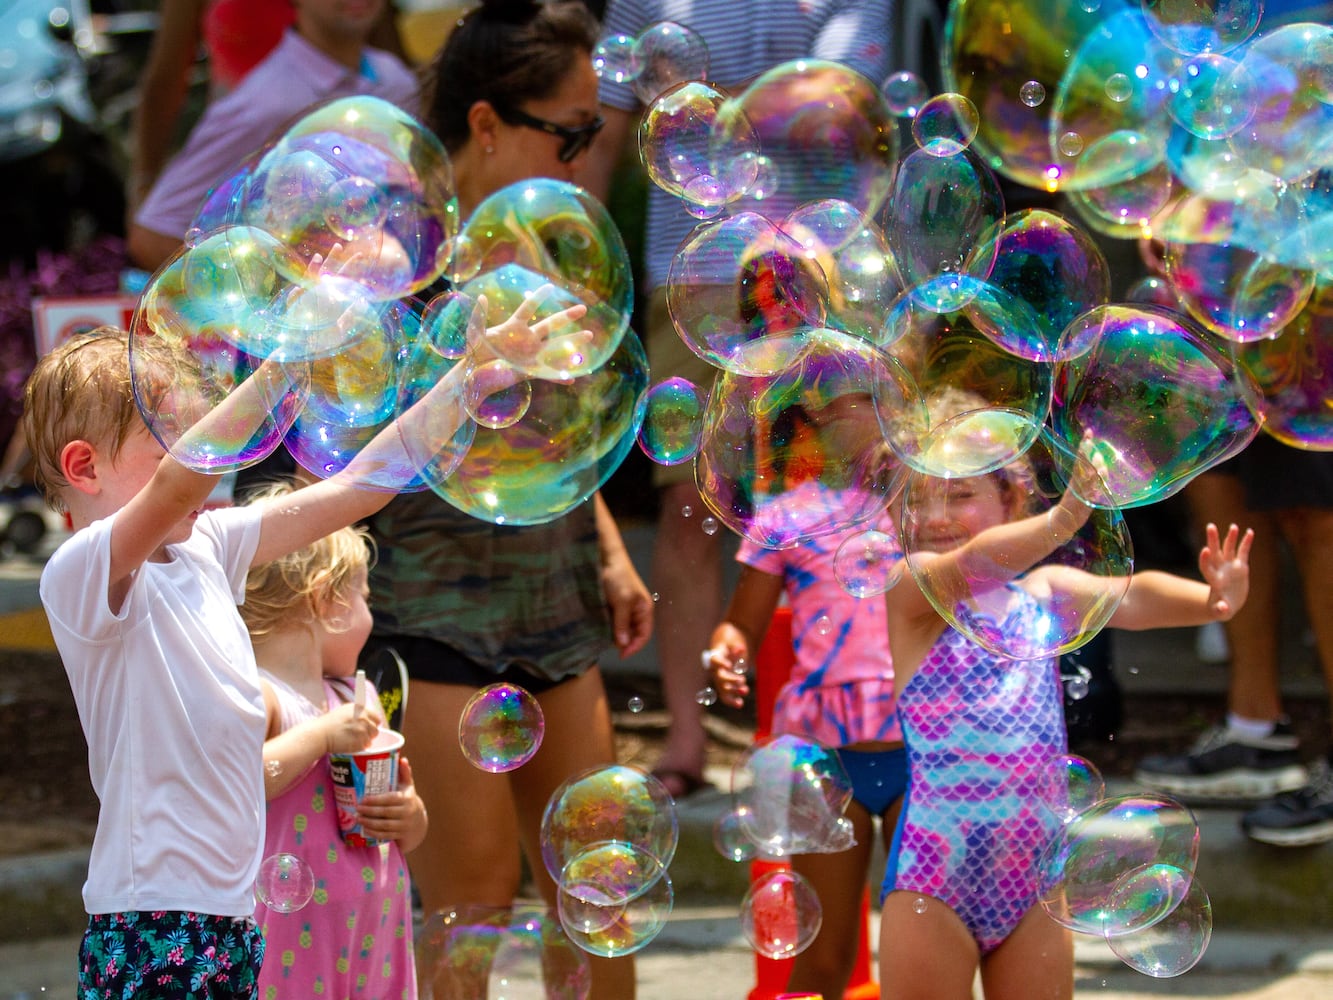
[599,0,896,292]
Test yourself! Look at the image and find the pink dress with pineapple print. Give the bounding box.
[255,673,416,1000]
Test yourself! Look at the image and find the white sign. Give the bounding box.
[31,294,139,356]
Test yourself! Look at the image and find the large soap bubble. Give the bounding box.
[695,329,911,550]
[629,20,709,104]
[1037,792,1201,937]
[1105,863,1213,977]
[450,178,634,380]
[667,212,828,376]
[459,683,545,773]
[557,842,674,957]
[540,765,679,886]
[740,868,824,960]
[732,734,853,858]
[716,59,899,221]
[429,331,648,525]
[129,265,308,474]
[1231,279,1333,451]
[1052,304,1261,507]
[238,95,458,299]
[415,904,590,1000]
[898,427,1134,661]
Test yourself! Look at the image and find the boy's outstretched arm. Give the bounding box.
[251,290,590,565]
[1110,522,1254,631]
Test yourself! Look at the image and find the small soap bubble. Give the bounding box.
[627,695,645,713]
[1066,671,1090,701]
[912,896,928,914]
[1058,131,1085,157]
[1020,80,1046,107]
[1105,72,1133,102]
[458,682,545,773]
[680,504,694,518]
[815,615,833,636]
[713,807,758,863]
[695,686,718,707]
[256,853,315,913]
[265,759,282,779]
[740,869,823,960]
[701,517,719,536]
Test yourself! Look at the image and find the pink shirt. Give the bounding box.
[738,506,902,746]
[136,29,419,242]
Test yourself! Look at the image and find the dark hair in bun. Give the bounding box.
[422,0,600,152]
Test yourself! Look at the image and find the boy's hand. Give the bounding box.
[705,623,751,709]
[321,701,382,754]
[1199,521,1253,621]
[357,756,429,848]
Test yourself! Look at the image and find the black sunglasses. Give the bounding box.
[495,107,606,163]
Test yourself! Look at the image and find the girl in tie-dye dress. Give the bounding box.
[879,439,1254,1000]
[240,498,428,1000]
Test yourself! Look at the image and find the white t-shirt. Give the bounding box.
[40,505,266,917]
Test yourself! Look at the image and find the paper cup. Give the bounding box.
[330,727,404,847]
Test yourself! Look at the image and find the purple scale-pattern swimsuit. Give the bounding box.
[884,587,1067,954]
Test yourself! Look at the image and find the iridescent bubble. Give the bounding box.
[240,95,458,299]
[718,59,899,221]
[592,33,636,84]
[129,291,308,474]
[740,868,823,960]
[638,376,704,466]
[713,807,759,863]
[1064,131,1173,239]
[733,734,853,857]
[450,178,633,380]
[540,765,678,884]
[961,208,1111,363]
[881,70,930,118]
[1052,304,1262,507]
[1159,181,1315,344]
[429,330,648,526]
[418,289,475,360]
[666,212,828,376]
[1057,130,1085,157]
[1230,278,1333,451]
[1037,792,1200,936]
[1166,52,1256,141]
[898,428,1134,661]
[911,92,981,157]
[832,524,903,599]
[629,20,709,104]
[695,686,718,706]
[1035,753,1107,825]
[1140,0,1263,55]
[640,80,758,212]
[293,317,474,493]
[557,842,674,957]
[415,904,590,1000]
[1231,23,1333,182]
[696,329,905,550]
[463,361,532,431]
[782,199,905,344]
[255,853,315,913]
[885,145,1006,295]
[1124,274,1182,311]
[1105,864,1212,977]
[627,695,645,713]
[1021,80,1047,108]
[458,682,544,773]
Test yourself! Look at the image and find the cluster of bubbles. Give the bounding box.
[167,2,1328,986]
[129,94,646,527]
[1032,755,1213,978]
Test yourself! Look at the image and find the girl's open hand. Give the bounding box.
[1198,521,1253,621]
[472,286,593,372]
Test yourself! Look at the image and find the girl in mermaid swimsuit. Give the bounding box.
[878,438,1255,1000]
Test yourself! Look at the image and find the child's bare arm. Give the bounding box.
[262,700,384,800]
[358,755,429,853]
[250,291,590,566]
[1109,522,1253,631]
[707,565,783,709]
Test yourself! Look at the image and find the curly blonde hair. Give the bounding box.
[240,484,375,640]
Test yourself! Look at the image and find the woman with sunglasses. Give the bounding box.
[358,2,651,997]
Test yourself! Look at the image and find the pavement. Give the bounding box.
[3,520,1333,998]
